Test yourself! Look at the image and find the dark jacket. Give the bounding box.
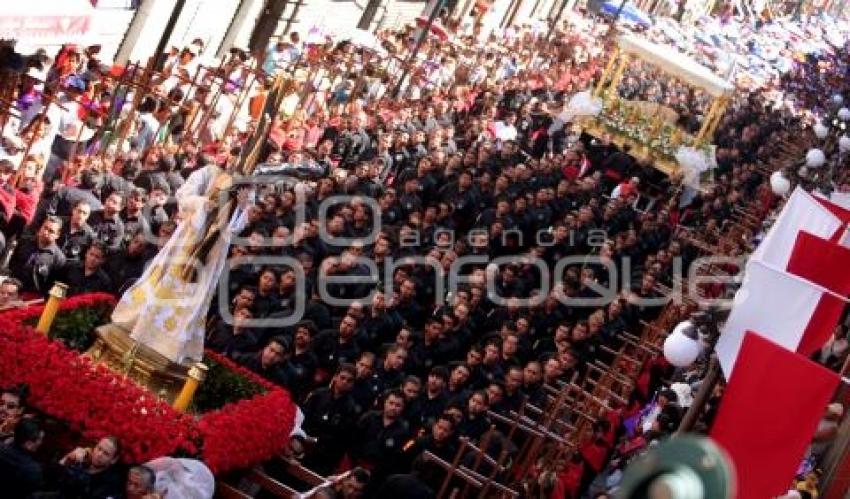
[0,443,43,499]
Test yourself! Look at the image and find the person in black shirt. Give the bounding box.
[409,318,456,376]
[0,418,44,499]
[232,336,296,389]
[289,320,319,402]
[88,192,125,253]
[369,345,407,397]
[522,360,547,408]
[63,242,112,296]
[402,413,459,466]
[58,200,95,262]
[302,364,358,475]
[416,366,449,433]
[446,363,472,405]
[501,366,526,414]
[58,436,126,499]
[9,216,66,296]
[458,390,491,442]
[121,189,152,245]
[312,314,362,377]
[353,389,410,478]
[49,169,103,218]
[351,352,378,415]
[253,268,281,318]
[106,231,154,294]
[206,307,259,357]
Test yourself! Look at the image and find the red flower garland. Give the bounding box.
[0,294,296,473]
[197,351,296,473]
[1,292,118,325]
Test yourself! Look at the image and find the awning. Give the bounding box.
[618,33,734,98]
[0,0,94,47]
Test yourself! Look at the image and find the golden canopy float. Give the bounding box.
[581,33,734,177]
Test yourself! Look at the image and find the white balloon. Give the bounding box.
[814,122,829,139]
[839,108,850,121]
[806,148,826,168]
[840,136,850,153]
[663,321,701,368]
[770,171,791,196]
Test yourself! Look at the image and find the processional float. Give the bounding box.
[579,34,734,179]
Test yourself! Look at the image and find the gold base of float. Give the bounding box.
[578,117,681,177]
[87,324,193,404]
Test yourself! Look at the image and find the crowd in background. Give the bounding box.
[0,4,848,499]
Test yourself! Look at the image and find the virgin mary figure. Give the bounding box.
[111,161,252,364]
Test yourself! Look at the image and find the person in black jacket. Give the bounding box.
[63,242,112,296]
[301,364,358,475]
[0,418,44,499]
[58,436,126,499]
[9,216,66,296]
[353,389,410,480]
[207,307,259,356]
[232,336,296,389]
[58,200,95,262]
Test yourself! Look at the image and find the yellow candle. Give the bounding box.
[35,283,68,335]
[172,363,208,413]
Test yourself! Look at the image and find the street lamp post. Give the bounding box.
[662,309,726,434]
[784,95,850,199]
[613,0,628,22]
[391,0,448,98]
[153,0,187,71]
[546,0,570,41]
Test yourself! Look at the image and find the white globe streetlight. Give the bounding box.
[839,108,850,121]
[833,94,845,106]
[663,321,702,368]
[840,136,850,153]
[806,148,827,168]
[814,122,829,140]
[770,171,791,196]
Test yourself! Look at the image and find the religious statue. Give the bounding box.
[93,71,289,378]
[111,163,252,364]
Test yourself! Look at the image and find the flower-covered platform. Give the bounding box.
[0,293,296,473]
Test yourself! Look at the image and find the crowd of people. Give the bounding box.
[0,383,173,498]
[0,3,848,499]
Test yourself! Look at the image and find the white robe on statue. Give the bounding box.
[111,165,248,364]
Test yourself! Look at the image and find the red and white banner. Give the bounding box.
[752,187,850,269]
[717,230,850,377]
[716,261,838,376]
[711,332,839,499]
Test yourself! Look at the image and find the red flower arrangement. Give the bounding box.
[0,294,297,474]
[1,292,117,325]
[195,350,297,473]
